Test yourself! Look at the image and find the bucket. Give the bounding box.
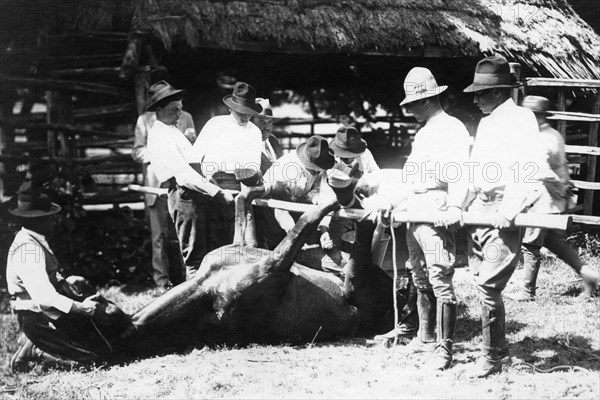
[340,231,391,268]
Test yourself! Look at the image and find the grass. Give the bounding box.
[1,253,599,399]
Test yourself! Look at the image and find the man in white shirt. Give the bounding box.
[263,135,335,239]
[319,126,380,254]
[189,82,263,257]
[389,67,471,371]
[251,98,286,249]
[457,55,548,377]
[146,81,232,280]
[132,109,194,289]
[7,182,104,372]
[511,96,599,300]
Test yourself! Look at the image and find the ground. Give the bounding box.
[0,252,599,399]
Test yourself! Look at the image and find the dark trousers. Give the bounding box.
[168,186,235,278]
[18,311,106,364]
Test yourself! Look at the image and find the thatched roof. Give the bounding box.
[132,0,600,80]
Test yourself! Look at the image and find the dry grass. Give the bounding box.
[1,254,599,400]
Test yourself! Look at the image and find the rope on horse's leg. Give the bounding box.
[390,225,399,350]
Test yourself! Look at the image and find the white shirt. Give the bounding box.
[404,111,471,209]
[7,228,73,319]
[192,114,262,181]
[147,120,219,196]
[468,98,546,219]
[333,148,380,177]
[264,151,326,204]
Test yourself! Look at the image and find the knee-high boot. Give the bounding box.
[403,290,436,354]
[425,301,456,370]
[475,303,505,377]
[373,274,418,344]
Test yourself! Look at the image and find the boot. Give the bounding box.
[579,264,599,297]
[373,275,418,345]
[10,334,37,373]
[10,334,77,373]
[509,247,539,301]
[425,301,456,370]
[403,290,436,354]
[473,303,506,378]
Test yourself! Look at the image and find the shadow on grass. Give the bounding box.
[509,335,600,372]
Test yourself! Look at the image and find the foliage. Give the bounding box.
[566,227,600,258]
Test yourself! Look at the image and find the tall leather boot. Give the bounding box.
[425,301,456,370]
[404,290,436,354]
[474,303,505,378]
[373,274,418,345]
[10,334,76,373]
[509,245,540,301]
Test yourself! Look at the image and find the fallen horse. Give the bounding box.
[117,182,404,358]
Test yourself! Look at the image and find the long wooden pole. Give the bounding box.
[251,199,572,230]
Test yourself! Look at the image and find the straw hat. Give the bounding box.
[9,181,61,218]
[463,55,521,93]
[145,81,186,112]
[222,82,262,115]
[399,67,447,106]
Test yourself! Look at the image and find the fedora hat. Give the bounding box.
[463,55,521,93]
[252,98,282,123]
[330,126,366,158]
[522,95,553,114]
[296,135,335,171]
[400,67,447,106]
[145,80,186,112]
[223,82,262,115]
[9,181,61,218]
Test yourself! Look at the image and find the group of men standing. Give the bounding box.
[7,54,598,376]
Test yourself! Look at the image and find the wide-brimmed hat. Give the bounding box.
[522,95,552,114]
[145,80,186,112]
[223,82,262,115]
[463,55,521,93]
[296,135,335,171]
[252,98,282,123]
[330,126,366,158]
[9,181,61,218]
[399,67,448,106]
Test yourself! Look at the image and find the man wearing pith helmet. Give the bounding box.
[449,55,553,377]
[378,67,470,371]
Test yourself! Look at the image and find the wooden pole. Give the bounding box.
[557,88,567,138]
[509,62,522,103]
[45,90,74,181]
[0,103,13,200]
[251,199,572,230]
[584,92,599,215]
[134,66,151,115]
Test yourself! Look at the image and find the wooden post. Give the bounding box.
[134,65,151,115]
[584,93,599,215]
[509,62,521,103]
[46,90,74,180]
[557,88,567,138]
[0,103,13,200]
